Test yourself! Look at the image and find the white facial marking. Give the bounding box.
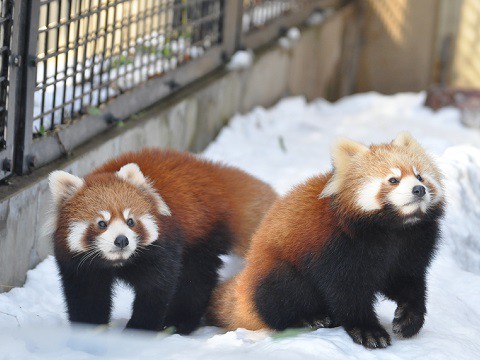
[140,214,159,245]
[96,219,138,261]
[123,208,131,220]
[388,175,432,214]
[423,173,443,204]
[98,211,111,222]
[356,178,383,211]
[391,168,402,178]
[413,166,419,176]
[67,221,89,252]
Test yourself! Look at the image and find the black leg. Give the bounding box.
[122,266,181,332]
[57,259,114,325]
[119,240,183,332]
[254,263,329,330]
[303,233,394,349]
[125,285,176,331]
[321,280,391,349]
[164,221,233,334]
[383,274,427,338]
[164,242,225,334]
[330,291,391,349]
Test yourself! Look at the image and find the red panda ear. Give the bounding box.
[116,163,172,216]
[331,138,369,171]
[392,132,422,149]
[116,163,148,187]
[320,138,369,198]
[48,170,84,205]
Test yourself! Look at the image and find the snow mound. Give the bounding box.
[226,50,254,71]
[1,92,480,359]
[440,145,480,274]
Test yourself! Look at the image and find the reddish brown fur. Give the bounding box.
[208,174,335,330]
[84,148,277,256]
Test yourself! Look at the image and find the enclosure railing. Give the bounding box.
[0,0,338,179]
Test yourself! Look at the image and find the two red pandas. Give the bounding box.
[48,148,277,333]
[208,133,445,349]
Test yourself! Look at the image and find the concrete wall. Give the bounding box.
[356,0,440,93]
[449,0,480,88]
[0,5,358,292]
[355,0,480,92]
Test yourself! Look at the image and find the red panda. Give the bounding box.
[49,148,277,333]
[207,133,445,349]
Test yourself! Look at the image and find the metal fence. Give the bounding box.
[0,0,336,180]
[0,0,13,175]
[243,0,302,33]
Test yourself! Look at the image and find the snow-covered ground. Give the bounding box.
[2,92,480,359]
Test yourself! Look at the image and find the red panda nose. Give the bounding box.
[114,235,129,249]
[412,185,426,198]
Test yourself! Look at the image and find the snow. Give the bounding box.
[226,50,254,71]
[287,27,301,41]
[2,92,480,359]
[278,27,301,50]
[306,9,334,26]
[242,1,293,33]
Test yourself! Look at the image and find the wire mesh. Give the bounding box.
[33,0,223,136]
[242,0,307,33]
[0,0,13,149]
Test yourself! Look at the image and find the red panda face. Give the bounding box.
[321,133,444,225]
[49,164,171,265]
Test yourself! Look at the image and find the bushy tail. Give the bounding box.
[205,277,238,328]
[220,166,277,258]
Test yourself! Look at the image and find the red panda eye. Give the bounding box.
[98,220,107,229]
[416,174,423,182]
[126,218,135,227]
[388,177,399,184]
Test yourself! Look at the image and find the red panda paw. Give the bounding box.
[171,320,201,335]
[303,316,338,329]
[392,304,425,338]
[346,325,391,349]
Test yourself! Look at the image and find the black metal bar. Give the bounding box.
[0,0,13,144]
[92,0,102,106]
[60,0,71,122]
[123,0,133,91]
[40,1,50,131]
[12,0,41,174]
[50,0,62,130]
[100,0,114,103]
[0,0,14,179]
[79,0,93,111]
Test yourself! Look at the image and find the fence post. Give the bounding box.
[12,0,40,174]
[0,0,14,180]
[221,0,243,60]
